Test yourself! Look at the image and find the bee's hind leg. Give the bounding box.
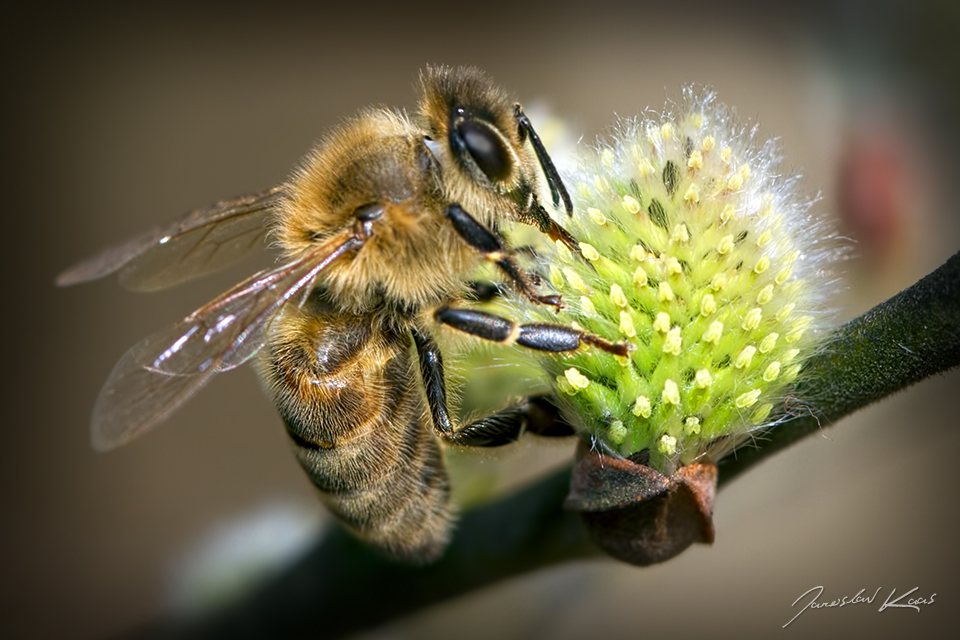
[412,327,574,447]
[443,395,577,447]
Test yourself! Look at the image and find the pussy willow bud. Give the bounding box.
[507,88,842,477]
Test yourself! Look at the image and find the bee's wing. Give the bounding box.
[56,187,283,292]
[91,227,362,451]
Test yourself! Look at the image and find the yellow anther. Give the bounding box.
[608,420,627,444]
[710,272,728,291]
[786,316,811,343]
[664,256,682,276]
[717,234,735,255]
[700,293,717,316]
[658,281,675,301]
[775,266,793,285]
[663,326,682,355]
[654,312,671,333]
[670,223,690,244]
[587,207,608,225]
[554,239,573,261]
[786,326,807,343]
[735,388,761,408]
[609,283,628,308]
[757,284,774,305]
[619,311,637,338]
[775,303,796,323]
[662,379,680,405]
[758,332,779,353]
[688,150,703,170]
[763,361,781,382]
[735,345,757,369]
[556,375,576,395]
[694,369,713,388]
[579,242,600,261]
[751,403,773,425]
[549,265,564,288]
[703,320,723,343]
[659,434,678,455]
[633,266,649,286]
[600,148,615,168]
[632,395,652,418]
[579,296,597,315]
[563,268,590,293]
[719,204,735,225]
[564,368,590,389]
[742,307,762,331]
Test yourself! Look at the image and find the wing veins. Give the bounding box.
[57,186,283,289]
[91,227,362,451]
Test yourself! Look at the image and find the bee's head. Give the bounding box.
[418,65,524,192]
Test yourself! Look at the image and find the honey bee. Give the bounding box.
[58,66,625,563]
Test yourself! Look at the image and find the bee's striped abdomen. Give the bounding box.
[259,298,453,563]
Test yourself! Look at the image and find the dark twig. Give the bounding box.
[134,466,596,640]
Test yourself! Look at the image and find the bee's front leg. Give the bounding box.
[444,204,562,310]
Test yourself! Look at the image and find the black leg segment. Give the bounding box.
[436,306,630,356]
[444,204,561,309]
[441,404,529,447]
[445,203,503,255]
[444,395,577,447]
[516,324,583,352]
[514,103,574,217]
[411,328,454,436]
[413,327,555,448]
[435,307,515,343]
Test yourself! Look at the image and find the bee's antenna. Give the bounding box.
[514,104,574,217]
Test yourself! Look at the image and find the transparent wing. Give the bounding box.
[56,187,283,292]
[91,227,362,451]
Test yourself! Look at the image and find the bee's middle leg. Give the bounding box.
[434,306,629,356]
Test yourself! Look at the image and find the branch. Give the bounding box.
[134,466,596,640]
[133,250,960,640]
[717,249,960,484]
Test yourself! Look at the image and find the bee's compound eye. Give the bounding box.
[456,120,511,182]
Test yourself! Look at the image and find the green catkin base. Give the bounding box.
[503,89,838,475]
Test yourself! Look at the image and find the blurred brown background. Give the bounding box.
[3,1,959,639]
